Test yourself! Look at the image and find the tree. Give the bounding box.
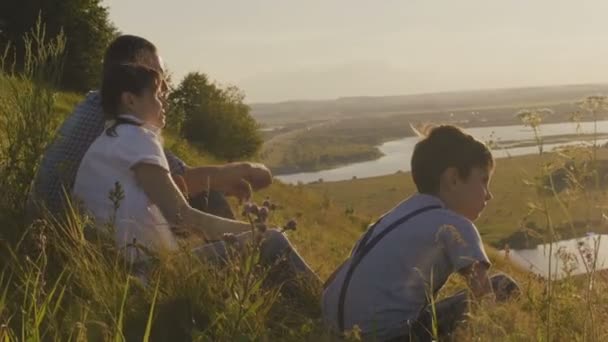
[169,72,262,160]
[0,0,117,92]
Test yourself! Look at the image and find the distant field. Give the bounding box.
[301,149,608,249]
[259,99,601,175]
[251,83,608,125]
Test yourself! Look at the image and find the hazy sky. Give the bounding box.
[103,0,608,103]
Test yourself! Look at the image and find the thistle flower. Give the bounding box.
[258,206,269,222]
[282,219,297,232]
[241,202,253,216]
[270,203,277,211]
[262,197,271,208]
[222,233,238,245]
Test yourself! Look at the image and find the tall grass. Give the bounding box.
[0,17,66,233]
[0,23,324,342]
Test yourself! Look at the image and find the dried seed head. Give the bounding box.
[257,223,268,233]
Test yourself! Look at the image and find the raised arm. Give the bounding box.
[132,163,251,240]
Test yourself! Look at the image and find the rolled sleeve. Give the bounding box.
[439,220,491,272]
[164,150,188,176]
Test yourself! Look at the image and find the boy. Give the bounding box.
[322,125,519,341]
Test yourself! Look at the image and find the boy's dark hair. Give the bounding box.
[101,63,161,136]
[102,35,157,75]
[411,125,493,194]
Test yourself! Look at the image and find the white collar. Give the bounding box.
[116,114,162,135]
[117,114,144,124]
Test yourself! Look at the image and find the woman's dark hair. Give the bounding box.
[103,35,157,75]
[411,125,493,194]
[100,63,161,136]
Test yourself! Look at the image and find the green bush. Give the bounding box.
[169,72,262,161]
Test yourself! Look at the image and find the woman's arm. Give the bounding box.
[132,163,251,240]
[181,162,272,198]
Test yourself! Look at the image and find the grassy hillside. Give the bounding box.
[4,72,608,340]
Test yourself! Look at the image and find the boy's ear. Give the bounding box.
[440,167,460,190]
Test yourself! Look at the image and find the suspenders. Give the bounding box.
[336,205,441,333]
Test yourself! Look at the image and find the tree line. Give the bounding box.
[0,0,261,159]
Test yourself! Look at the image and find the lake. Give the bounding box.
[498,234,608,279]
[276,121,608,184]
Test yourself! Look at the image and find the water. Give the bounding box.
[260,125,284,132]
[276,121,608,184]
[499,235,608,279]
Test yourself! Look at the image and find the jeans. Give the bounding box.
[390,273,521,342]
[189,190,320,282]
[188,190,235,220]
[192,229,319,282]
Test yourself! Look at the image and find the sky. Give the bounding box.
[103,0,608,103]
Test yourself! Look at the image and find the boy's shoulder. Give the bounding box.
[428,207,473,225]
[397,194,475,229]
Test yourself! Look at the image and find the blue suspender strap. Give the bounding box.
[336,205,441,333]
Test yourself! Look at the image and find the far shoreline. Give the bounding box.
[272,118,608,178]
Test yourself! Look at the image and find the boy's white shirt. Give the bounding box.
[321,193,490,340]
[73,114,178,261]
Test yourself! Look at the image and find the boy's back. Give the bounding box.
[322,192,489,340]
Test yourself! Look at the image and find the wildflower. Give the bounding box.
[262,197,271,208]
[270,203,277,211]
[282,219,297,232]
[516,108,552,128]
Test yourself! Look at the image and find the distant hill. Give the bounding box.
[250,83,608,124]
